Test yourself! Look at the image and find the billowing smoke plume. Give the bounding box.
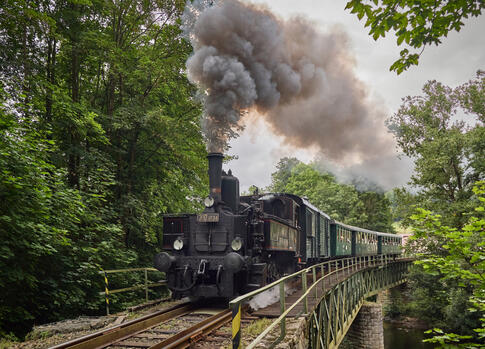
[315,153,414,192]
[186,0,397,171]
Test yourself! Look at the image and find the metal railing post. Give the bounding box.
[279,281,286,337]
[302,272,308,313]
[232,302,242,349]
[103,271,110,316]
[322,264,326,294]
[321,264,325,291]
[144,268,148,302]
[313,267,318,298]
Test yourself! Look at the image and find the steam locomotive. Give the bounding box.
[153,153,401,299]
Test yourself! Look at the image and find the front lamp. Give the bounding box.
[231,237,243,251]
[204,196,215,208]
[173,237,184,250]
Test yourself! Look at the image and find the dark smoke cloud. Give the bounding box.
[186,0,395,165]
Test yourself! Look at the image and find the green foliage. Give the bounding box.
[241,185,260,196]
[0,86,136,337]
[382,286,413,319]
[268,157,302,192]
[345,0,484,73]
[389,74,484,346]
[389,72,485,228]
[269,161,394,231]
[407,181,485,347]
[0,0,207,338]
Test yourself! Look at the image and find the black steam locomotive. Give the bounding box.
[153,153,401,299]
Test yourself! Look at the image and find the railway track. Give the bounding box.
[51,302,232,349]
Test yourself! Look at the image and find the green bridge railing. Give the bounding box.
[229,255,412,349]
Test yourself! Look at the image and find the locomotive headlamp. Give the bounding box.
[173,238,184,250]
[231,237,243,251]
[204,196,215,208]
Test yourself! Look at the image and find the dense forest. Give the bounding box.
[0,0,209,338]
[1,0,484,347]
[384,74,485,347]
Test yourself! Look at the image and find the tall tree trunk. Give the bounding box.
[45,37,56,125]
[21,22,31,118]
[68,44,81,189]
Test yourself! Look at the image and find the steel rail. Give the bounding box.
[50,302,193,349]
[150,308,232,349]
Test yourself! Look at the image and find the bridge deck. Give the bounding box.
[251,265,364,318]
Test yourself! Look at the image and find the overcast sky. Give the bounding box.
[222,0,485,191]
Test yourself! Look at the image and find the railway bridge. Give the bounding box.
[230,254,412,349]
[52,254,411,349]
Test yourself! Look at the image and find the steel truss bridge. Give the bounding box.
[230,255,412,349]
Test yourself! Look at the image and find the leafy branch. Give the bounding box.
[345,0,484,74]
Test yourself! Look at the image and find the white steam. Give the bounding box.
[248,284,296,311]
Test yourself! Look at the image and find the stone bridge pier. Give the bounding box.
[339,302,384,349]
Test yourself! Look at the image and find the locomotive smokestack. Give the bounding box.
[207,152,223,202]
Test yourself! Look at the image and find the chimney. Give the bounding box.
[207,152,223,202]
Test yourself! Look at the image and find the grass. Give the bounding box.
[225,317,278,349]
[243,317,274,338]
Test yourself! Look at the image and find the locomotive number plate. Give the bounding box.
[197,213,219,223]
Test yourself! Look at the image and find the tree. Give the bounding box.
[388,71,485,228]
[0,83,139,337]
[272,161,394,231]
[345,0,485,73]
[357,191,394,232]
[0,0,209,337]
[268,157,302,192]
[407,181,485,347]
[388,73,485,346]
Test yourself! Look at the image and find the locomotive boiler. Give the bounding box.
[153,153,402,299]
